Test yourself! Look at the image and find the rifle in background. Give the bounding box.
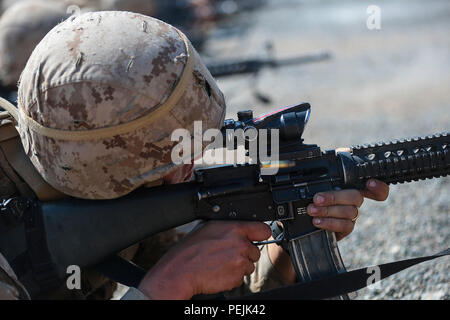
[207,51,332,78]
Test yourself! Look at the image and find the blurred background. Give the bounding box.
[0,0,448,300]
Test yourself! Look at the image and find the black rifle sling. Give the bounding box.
[23,200,62,295]
[241,248,450,300]
[96,248,449,300]
[0,197,62,297]
[95,255,147,289]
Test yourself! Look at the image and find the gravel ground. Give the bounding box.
[202,0,449,300]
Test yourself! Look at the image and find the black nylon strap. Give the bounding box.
[1,197,61,297]
[24,200,62,294]
[96,248,449,300]
[95,255,147,289]
[240,248,450,300]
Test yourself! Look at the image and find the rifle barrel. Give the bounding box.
[273,52,331,67]
[350,132,449,185]
[207,52,332,78]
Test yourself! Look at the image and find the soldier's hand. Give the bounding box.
[268,178,390,284]
[307,178,389,241]
[138,221,271,299]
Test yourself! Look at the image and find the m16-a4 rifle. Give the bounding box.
[207,52,332,78]
[207,50,332,104]
[0,102,448,299]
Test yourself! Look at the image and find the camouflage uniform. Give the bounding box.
[3,11,286,299]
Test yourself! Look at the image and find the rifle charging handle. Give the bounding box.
[237,110,254,122]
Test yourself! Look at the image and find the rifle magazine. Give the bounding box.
[288,230,356,300]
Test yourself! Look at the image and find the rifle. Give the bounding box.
[207,52,332,78]
[0,103,448,299]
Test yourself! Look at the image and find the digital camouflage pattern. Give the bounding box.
[2,9,226,301]
[6,9,279,299]
[0,0,71,87]
[17,11,226,199]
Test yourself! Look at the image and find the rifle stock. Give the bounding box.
[41,181,199,275]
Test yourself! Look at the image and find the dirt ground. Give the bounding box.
[202,0,449,299]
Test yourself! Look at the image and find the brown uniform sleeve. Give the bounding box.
[226,245,289,297]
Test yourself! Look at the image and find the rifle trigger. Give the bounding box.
[253,222,285,246]
[252,237,283,246]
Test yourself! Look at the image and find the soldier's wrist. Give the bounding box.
[138,268,194,300]
[267,242,296,284]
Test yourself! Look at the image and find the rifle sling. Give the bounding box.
[95,255,147,291]
[242,248,450,300]
[1,200,64,298]
[95,248,449,300]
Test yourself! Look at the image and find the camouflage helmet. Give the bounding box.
[17,11,226,199]
[0,0,69,87]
